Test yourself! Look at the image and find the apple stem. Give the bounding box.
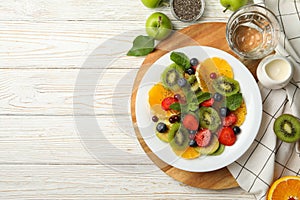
[158,16,162,28]
[223,6,230,13]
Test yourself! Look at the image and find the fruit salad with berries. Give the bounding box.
[148,51,247,159]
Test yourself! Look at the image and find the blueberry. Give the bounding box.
[189,139,198,147]
[186,68,195,75]
[152,115,158,122]
[220,107,230,117]
[156,122,168,133]
[190,58,199,66]
[213,93,223,102]
[189,130,197,134]
[233,126,241,135]
[177,78,187,87]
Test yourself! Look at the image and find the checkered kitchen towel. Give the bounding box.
[227,1,300,199]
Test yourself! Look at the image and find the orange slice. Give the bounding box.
[172,147,201,159]
[148,83,174,107]
[181,147,201,159]
[232,101,247,127]
[267,176,300,200]
[197,57,234,92]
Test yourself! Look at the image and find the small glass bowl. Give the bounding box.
[170,0,205,23]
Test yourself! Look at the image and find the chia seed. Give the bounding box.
[172,0,202,21]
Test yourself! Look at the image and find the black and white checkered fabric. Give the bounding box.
[227,1,300,199]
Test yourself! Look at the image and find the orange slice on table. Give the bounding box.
[267,176,300,200]
[197,57,234,92]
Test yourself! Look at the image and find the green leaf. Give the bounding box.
[169,102,181,111]
[127,35,155,56]
[197,92,212,104]
[170,51,191,69]
[225,93,243,111]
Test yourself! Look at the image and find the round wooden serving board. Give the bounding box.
[131,22,261,189]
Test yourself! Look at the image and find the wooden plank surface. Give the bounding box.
[0,165,253,200]
[0,0,256,199]
[0,0,231,21]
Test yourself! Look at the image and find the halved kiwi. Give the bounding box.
[195,134,219,155]
[211,144,225,156]
[168,123,189,151]
[161,63,184,91]
[199,107,221,132]
[212,76,240,96]
[273,114,300,143]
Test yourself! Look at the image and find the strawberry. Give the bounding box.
[161,97,178,111]
[200,98,214,107]
[182,114,199,131]
[218,127,236,146]
[195,128,212,147]
[223,113,237,127]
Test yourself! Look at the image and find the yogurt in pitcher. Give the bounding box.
[257,55,293,89]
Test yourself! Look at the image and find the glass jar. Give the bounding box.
[226,4,280,59]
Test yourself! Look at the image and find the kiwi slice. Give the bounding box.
[187,75,201,93]
[211,144,225,156]
[191,82,201,94]
[168,122,181,142]
[273,114,300,143]
[161,63,184,91]
[156,132,169,143]
[199,107,221,132]
[168,124,189,151]
[212,76,240,96]
[187,74,197,85]
[195,134,219,155]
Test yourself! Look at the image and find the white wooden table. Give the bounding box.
[0,1,256,199]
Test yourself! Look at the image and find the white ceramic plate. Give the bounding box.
[135,46,262,172]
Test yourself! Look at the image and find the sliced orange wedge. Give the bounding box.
[267,176,300,200]
[180,147,201,159]
[148,83,174,108]
[172,147,201,160]
[232,101,247,127]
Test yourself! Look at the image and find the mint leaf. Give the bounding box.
[197,92,211,104]
[225,93,243,111]
[170,52,191,69]
[169,102,181,111]
[127,35,155,56]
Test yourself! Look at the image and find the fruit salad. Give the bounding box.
[148,51,247,159]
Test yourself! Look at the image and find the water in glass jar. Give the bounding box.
[231,13,273,55]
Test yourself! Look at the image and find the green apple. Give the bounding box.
[220,0,247,12]
[145,12,173,40]
[141,0,162,8]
